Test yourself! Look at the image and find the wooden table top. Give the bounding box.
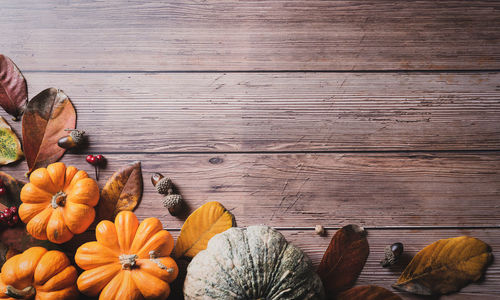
[1,1,499,299]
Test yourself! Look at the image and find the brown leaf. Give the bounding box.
[0,241,19,269]
[0,171,24,207]
[393,236,492,296]
[0,55,27,120]
[337,285,402,300]
[97,161,143,221]
[22,88,76,173]
[173,201,234,258]
[317,224,369,295]
[0,116,23,165]
[0,225,62,253]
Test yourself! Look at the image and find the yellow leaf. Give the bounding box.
[0,116,23,165]
[174,201,234,258]
[393,236,492,296]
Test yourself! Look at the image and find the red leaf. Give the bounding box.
[22,88,76,173]
[0,55,27,120]
[317,224,369,295]
[337,285,402,300]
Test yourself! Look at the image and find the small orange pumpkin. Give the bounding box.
[19,162,99,244]
[0,247,78,299]
[75,211,178,300]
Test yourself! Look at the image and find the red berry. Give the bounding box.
[7,220,14,227]
[95,154,104,164]
[0,213,6,224]
[11,215,19,224]
[9,206,17,215]
[86,155,97,165]
[0,187,6,196]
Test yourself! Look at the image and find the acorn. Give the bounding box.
[151,173,184,216]
[380,242,404,267]
[151,173,173,195]
[57,129,85,149]
[162,194,184,216]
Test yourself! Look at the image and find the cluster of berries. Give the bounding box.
[0,179,20,228]
[86,154,105,180]
[0,207,19,228]
[86,154,105,165]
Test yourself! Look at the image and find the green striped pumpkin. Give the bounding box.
[184,226,325,300]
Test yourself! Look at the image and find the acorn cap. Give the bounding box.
[69,130,85,145]
[380,245,398,267]
[155,177,173,195]
[162,194,182,209]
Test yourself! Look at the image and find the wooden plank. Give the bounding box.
[2,72,500,152]
[1,1,499,71]
[64,228,500,298]
[3,152,500,227]
[284,228,500,298]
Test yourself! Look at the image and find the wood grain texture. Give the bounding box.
[2,72,499,152]
[65,228,500,299]
[1,0,499,71]
[3,152,499,227]
[285,229,500,298]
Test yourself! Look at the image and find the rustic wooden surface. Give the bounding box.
[1,0,499,299]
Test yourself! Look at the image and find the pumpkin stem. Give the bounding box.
[6,285,35,299]
[119,254,138,269]
[51,191,67,208]
[149,250,175,274]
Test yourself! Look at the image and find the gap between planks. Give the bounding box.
[21,69,500,73]
[117,226,500,232]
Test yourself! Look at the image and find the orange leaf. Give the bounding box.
[0,54,27,120]
[393,236,492,296]
[317,224,369,295]
[22,88,76,173]
[337,285,402,300]
[173,201,234,258]
[97,161,143,221]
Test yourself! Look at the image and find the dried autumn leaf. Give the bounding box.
[22,88,76,173]
[337,285,402,300]
[174,201,234,258]
[97,161,143,221]
[0,171,24,207]
[317,224,369,295]
[0,55,27,120]
[0,116,23,165]
[393,236,492,296]
[0,225,61,254]
[0,241,19,269]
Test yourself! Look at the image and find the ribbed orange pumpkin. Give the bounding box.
[75,211,178,300]
[19,162,99,244]
[0,247,78,299]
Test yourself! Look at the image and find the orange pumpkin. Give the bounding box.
[0,247,78,299]
[75,211,178,300]
[19,162,99,244]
